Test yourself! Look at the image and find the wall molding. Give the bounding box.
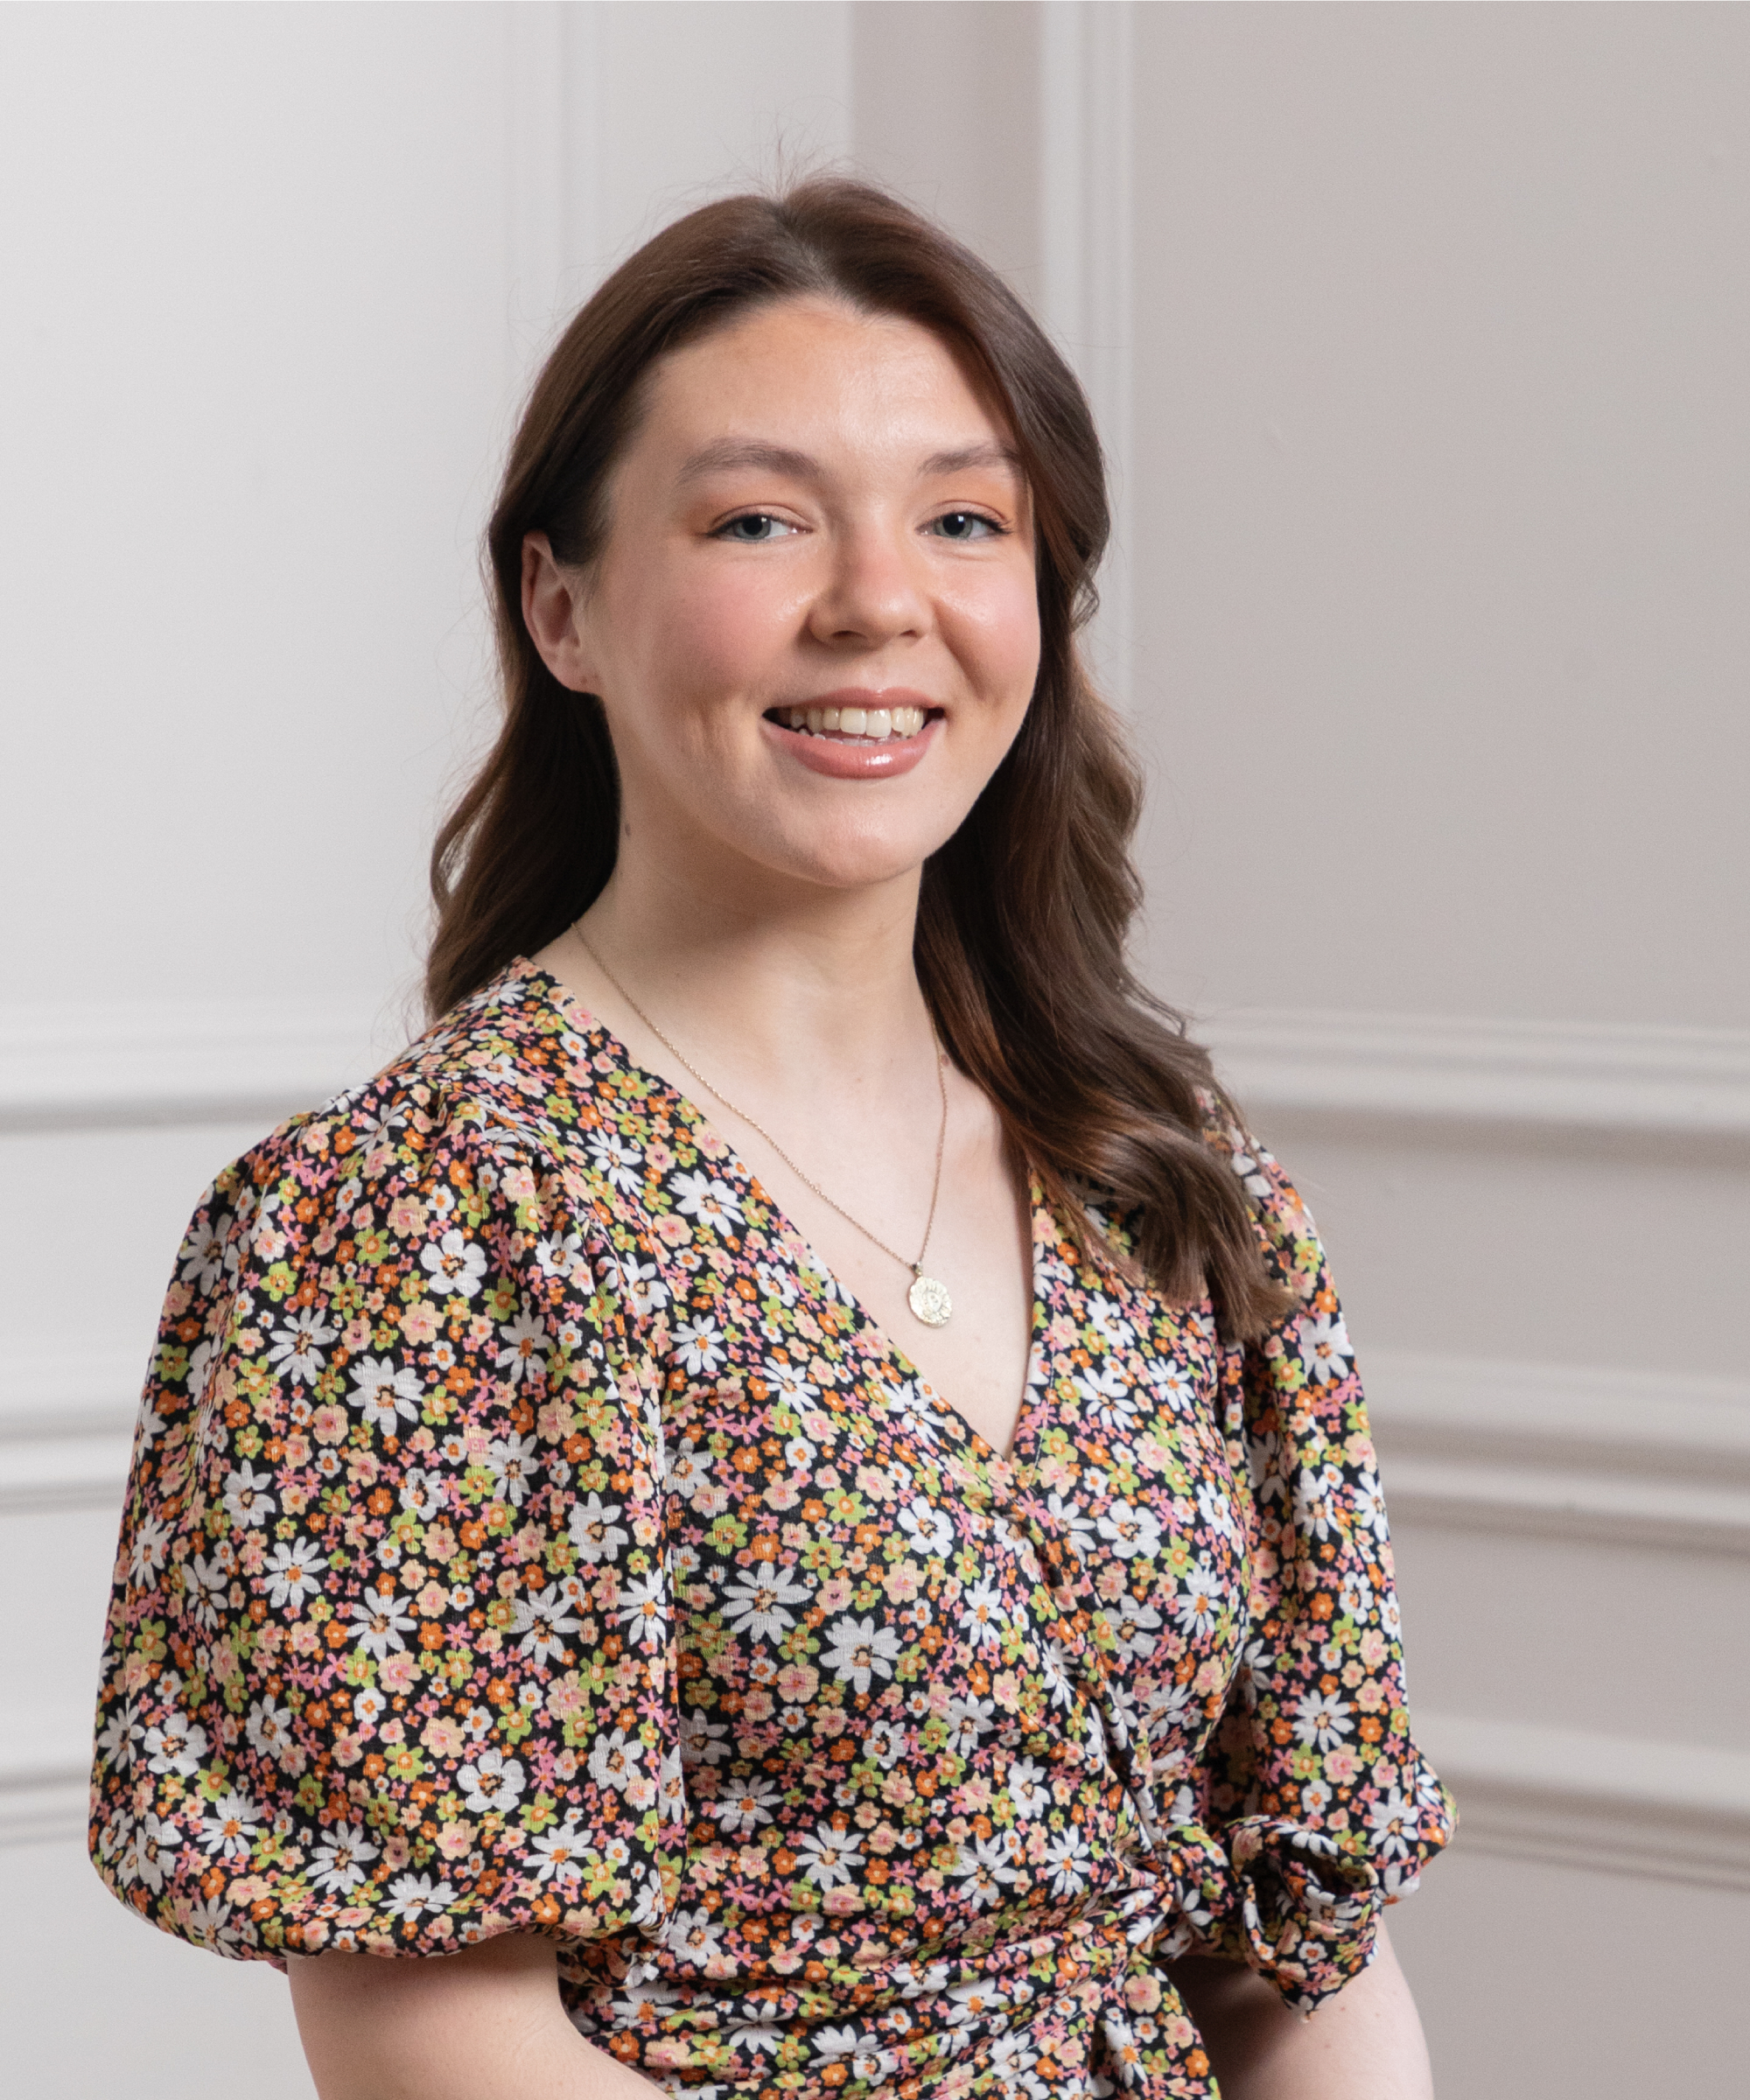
[12,999,1746,1143]
[1,1348,138,1516]
[505,0,569,351]
[0,1768,88,1851]
[1417,1709,1750,1893]
[504,0,605,393]
[0,1000,386,1134]
[1365,1352,1750,1558]
[0,1424,135,1519]
[1200,1007,1750,1143]
[1040,0,1134,707]
[0,1699,94,1849]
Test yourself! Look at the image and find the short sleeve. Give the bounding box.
[1186,1115,1455,2010]
[89,1082,685,1963]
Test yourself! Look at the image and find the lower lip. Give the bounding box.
[760,714,941,780]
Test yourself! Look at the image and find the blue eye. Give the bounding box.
[717,514,794,542]
[931,512,1000,541]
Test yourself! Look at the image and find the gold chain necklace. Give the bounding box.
[572,926,955,1328]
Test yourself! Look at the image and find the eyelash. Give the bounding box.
[930,511,1005,542]
[711,510,1008,543]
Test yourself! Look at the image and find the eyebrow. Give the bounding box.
[919,441,1024,479]
[674,437,1025,485]
[676,439,819,485]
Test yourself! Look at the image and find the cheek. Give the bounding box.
[623,562,802,711]
[944,568,1042,713]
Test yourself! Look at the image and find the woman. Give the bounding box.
[91,179,1452,2098]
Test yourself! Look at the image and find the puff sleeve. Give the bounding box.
[89,1077,685,1964]
[1183,1118,1455,2010]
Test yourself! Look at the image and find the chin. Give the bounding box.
[703,788,963,895]
[784,844,937,893]
[749,821,947,894]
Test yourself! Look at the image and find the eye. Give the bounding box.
[714,513,799,542]
[928,511,1003,542]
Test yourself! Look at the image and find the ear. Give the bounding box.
[522,533,598,692]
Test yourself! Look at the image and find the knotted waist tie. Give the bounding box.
[578,1826,1381,2094]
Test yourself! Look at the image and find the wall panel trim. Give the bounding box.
[1040,0,1134,706]
[10,1346,1747,1878]
[0,1773,88,1852]
[0,1002,383,1134]
[1203,1007,1750,1141]
[0,1426,134,1517]
[3,1349,146,1516]
[13,1348,1746,1546]
[1417,1709,1750,1892]
[0,1696,96,1849]
[1366,1352,1750,1558]
[12,1001,1746,1140]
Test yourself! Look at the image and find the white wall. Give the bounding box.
[4,6,1746,2097]
[1,7,514,2088]
[0,5,855,2091]
[1130,2,1750,1035]
[1123,10,1750,2097]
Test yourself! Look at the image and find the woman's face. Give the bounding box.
[524,296,1041,901]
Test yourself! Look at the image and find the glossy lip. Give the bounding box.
[760,688,944,781]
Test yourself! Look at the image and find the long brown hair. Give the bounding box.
[428,177,1286,1341]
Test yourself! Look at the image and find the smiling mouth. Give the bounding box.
[766,704,934,743]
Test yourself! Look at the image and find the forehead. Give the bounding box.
[634,297,1016,466]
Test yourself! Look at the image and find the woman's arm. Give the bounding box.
[288,1934,661,2100]
[1168,1922,1434,2100]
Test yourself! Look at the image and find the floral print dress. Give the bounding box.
[90,961,1452,2098]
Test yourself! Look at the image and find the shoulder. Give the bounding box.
[218,963,661,1240]
[150,972,684,1472]
[1192,1084,1326,1308]
[167,974,703,1372]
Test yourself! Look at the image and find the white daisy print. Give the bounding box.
[820,1614,901,1693]
[263,1537,328,1609]
[222,1461,276,1530]
[268,1306,336,1388]
[568,1494,630,1564]
[458,1748,526,1816]
[719,1566,814,1644]
[198,1791,262,1860]
[309,1821,379,1894]
[349,1585,416,1659]
[1298,1312,1354,1385]
[385,1872,458,1922]
[668,1170,744,1237]
[350,1355,424,1432]
[796,1823,864,1890]
[420,1229,487,1298]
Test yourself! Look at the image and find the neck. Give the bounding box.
[577,850,933,1088]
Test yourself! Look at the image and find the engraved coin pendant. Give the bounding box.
[907,1274,953,1328]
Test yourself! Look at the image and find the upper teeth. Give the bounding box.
[783,704,927,740]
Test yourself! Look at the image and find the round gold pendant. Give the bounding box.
[907,1274,953,1328]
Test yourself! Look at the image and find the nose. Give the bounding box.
[806,516,931,650]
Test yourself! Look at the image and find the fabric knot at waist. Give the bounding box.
[581,1816,1382,2095]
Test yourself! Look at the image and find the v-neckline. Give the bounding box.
[519,960,1046,1472]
